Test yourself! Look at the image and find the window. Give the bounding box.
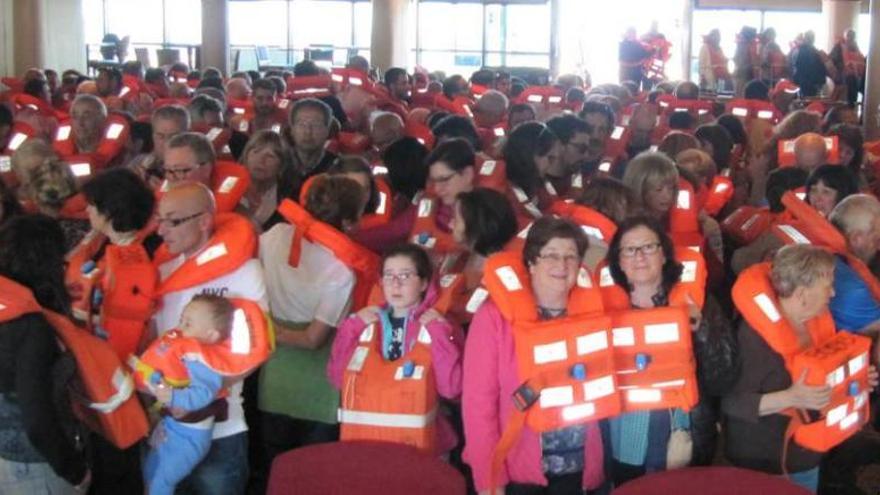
[763,11,823,53]
[415,1,551,76]
[82,0,202,67]
[691,8,762,81]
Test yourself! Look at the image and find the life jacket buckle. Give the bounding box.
[402,360,415,378]
[848,381,860,397]
[512,382,539,412]
[571,363,587,381]
[635,353,651,371]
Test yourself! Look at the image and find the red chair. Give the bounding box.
[612,466,811,495]
[267,441,466,495]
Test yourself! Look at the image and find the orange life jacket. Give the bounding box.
[227,98,254,121]
[513,86,566,115]
[725,98,781,126]
[409,196,459,255]
[706,43,730,78]
[403,117,436,150]
[0,275,149,449]
[722,205,777,246]
[286,75,335,100]
[778,136,840,168]
[477,125,507,157]
[668,178,705,252]
[277,197,380,311]
[1,121,38,188]
[473,157,507,193]
[129,298,272,390]
[191,124,234,159]
[53,114,130,176]
[158,162,250,214]
[657,95,713,121]
[433,94,474,118]
[549,201,618,244]
[483,250,617,485]
[65,232,158,360]
[153,212,258,296]
[604,125,631,164]
[338,321,437,453]
[10,93,63,120]
[703,174,735,217]
[732,262,871,453]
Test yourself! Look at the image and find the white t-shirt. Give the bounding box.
[154,254,268,439]
[259,222,354,326]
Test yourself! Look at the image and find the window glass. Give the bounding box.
[229,0,288,47]
[165,0,202,45]
[763,11,824,54]
[82,0,105,45]
[857,13,871,52]
[691,8,762,81]
[290,0,353,49]
[353,2,373,49]
[418,2,483,51]
[105,0,164,44]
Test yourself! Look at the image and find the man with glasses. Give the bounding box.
[162,132,250,212]
[152,182,267,495]
[129,104,190,188]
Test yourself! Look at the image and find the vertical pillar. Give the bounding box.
[864,0,880,138]
[202,0,229,74]
[371,0,409,71]
[549,0,561,78]
[822,0,861,51]
[10,0,85,76]
[681,0,694,82]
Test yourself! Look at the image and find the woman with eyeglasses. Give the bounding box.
[502,122,561,229]
[327,243,463,455]
[599,216,737,486]
[463,217,608,495]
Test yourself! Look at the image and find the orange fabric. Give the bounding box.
[707,44,730,78]
[473,156,507,193]
[359,177,394,230]
[277,197,380,311]
[722,205,776,246]
[433,94,474,118]
[513,86,566,114]
[153,212,258,296]
[66,233,158,360]
[778,136,840,168]
[409,196,459,255]
[52,114,130,175]
[841,45,866,77]
[703,175,735,217]
[339,323,437,453]
[724,99,781,125]
[732,262,870,452]
[548,201,618,245]
[668,178,704,251]
[0,275,149,449]
[286,75,335,100]
[133,298,272,390]
[227,98,254,121]
[609,306,700,413]
[211,161,252,213]
[10,93,62,119]
[192,124,233,157]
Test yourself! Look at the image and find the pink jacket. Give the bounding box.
[327,283,464,454]
[463,300,605,492]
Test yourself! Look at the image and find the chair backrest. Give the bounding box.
[156,48,180,67]
[134,47,150,68]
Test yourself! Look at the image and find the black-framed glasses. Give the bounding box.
[620,242,661,258]
[156,211,206,228]
[162,162,207,181]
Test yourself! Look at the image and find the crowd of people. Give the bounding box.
[1,22,880,495]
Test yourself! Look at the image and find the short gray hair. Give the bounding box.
[72,94,108,118]
[152,104,190,132]
[167,132,216,166]
[829,194,880,236]
[770,244,834,298]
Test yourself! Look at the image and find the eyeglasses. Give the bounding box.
[428,171,459,185]
[381,271,418,284]
[156,211,206,228]
[537,252,581,265]
[162,162,207,181]
[620,242,662,258]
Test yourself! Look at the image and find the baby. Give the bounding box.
[140,294,235,495]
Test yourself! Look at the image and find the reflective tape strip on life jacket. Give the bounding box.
[703,175,734,217]
[338,408,438,429]
[89,367,135,414]
[410,197,458,253]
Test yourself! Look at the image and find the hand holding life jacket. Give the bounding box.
[338,320,438,453]
[0,275,149,449]
[129,298,272,393]
[66,232,158,360]
[277,197,380,311]
[732,262,871,454]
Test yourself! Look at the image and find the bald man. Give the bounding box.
[793,132,828,172]
[473,89,509,156]
[152,181,267,494]
[225,78,251,102]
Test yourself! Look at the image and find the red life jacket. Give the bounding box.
[191,124,233,159]
[338,321,438,453]
[403,118,436,150]
[330,68,372,91]
[277,198,380,311]
[286,75,334,100]
[65,232,158,360]
[513,86,566,115]
[732,263,871,454]
[778,136,840,167]
[409,196,459,255]
[841,44,866,78]
[473,157,507,193]
[771,191,880,304]
[10,93,64,120]
[548,201,618,245]
[725,98,781,126]
[130,298,272,390]
[1,121,38,188]
[53,114,130,176]
[722,205,778,246]
[657,96,713,121]
[0,275,149,449]
[211,162,251,213]
[668,178,704,252]
[482,250,617,486]
[476,125,507,157]
[433,94,474,118]
[703,174,735,217]
[706,43,730,78]
[153,212,258,296]
[227,98,254,121]
[604,124,631,165]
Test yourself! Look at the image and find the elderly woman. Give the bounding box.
[603,216,737,484]
[724,245,878,493]
[0,215,90,493]
[238,130,291,232]
[464,217,606,495]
